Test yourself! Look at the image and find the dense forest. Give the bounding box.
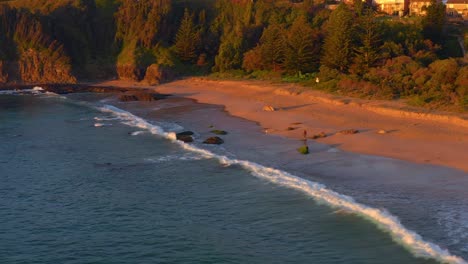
[0,0,466,111]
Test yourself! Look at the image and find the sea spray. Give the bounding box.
[99,104,467,264]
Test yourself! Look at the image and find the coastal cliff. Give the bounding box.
[0,0,466,111]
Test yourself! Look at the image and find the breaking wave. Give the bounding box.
[98,104,467,264]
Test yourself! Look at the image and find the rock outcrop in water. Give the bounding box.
[203,137,224,145]
[118,91,170,102]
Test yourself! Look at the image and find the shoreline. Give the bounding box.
[100,88,468,261]
[90,78,468,172]
[2,78,467,172]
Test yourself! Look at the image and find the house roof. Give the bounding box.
[446,0,468,4]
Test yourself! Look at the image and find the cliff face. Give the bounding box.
[0,0,178,84]
[0,5,76,84]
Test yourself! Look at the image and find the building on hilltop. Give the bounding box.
[409,0,433,15]
[446,0,468,19]
[373,0,408,16]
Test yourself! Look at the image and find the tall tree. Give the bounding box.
[174,8,200,62]
[259,23,286,71]
[352,9,381,75]
[422,0,446,44]
[321,4,355,73]
[284,15,321,74]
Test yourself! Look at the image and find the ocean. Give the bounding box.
[0,91,466,264]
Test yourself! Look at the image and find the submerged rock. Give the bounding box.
[203,136,224,145]
[210,130,228,135]
[297,145,309,154]
[177,131,194,136]
[176,131,194,143]
[176,135,194,143]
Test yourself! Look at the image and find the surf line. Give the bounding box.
[99,104,467,264]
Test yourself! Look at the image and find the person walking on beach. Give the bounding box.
[303,129,307,142]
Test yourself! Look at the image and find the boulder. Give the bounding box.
[116,64,145,81]
[210,130,228,135]
[176,131,194,143]
[297,145,309,154]
[311,132,327,139]
[177,131,194,136]
[263,105,275,112]
[176,135,193,143]
[118,91,169,102]
[203,136,224,145]
[377,130,387,134]
[338,129,359,135]
[143,64,174,85]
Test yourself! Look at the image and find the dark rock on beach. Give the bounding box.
[176,135,194,143]
[338,129,359,135]
[118,91,169,102]
[176,131,194,136]
[210,130,228,135]
[203,136,224,145]
[311,132,327,139]
[176,131,194,143]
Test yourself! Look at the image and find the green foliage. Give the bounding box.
[422,0,446,43]
[0,0,465,112]
[174,8,200,62]
[213,31,244,72]
[284,15,321,74]
[321,4,355,73]
[351,9,381,75]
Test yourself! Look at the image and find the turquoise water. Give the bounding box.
[0,94,457,263]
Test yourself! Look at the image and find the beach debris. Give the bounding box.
[210,130,228,135]
[287,127,297,131]
[263,105,276,112]
[311,132,327,139]
[291,122,302,125]
[297,145,309,155]
[377,129,387,134]
[338,129,359,135]
[176,131,194,143]
[203,136,224,145]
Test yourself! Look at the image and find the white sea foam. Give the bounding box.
[94,123,112,127]
[94,116,119,121]
[144,153,209,163]
[130,131,146,136]
[33,86,44,91]
[98,104,467,264]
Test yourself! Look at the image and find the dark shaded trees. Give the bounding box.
[321,4,355,73]
[174,8,200,62]
[284,15,321,73]
[422,0,446,44]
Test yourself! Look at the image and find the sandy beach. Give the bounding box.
[91,78,468,172]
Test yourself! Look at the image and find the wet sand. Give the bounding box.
[91,78,468,172]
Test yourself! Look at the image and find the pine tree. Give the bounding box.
[422,0,446,44]
[321,4,355,73]
[284,15,321,74]
[352,9,381,75]
[174,8,199,62]
[259,23,286,71]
